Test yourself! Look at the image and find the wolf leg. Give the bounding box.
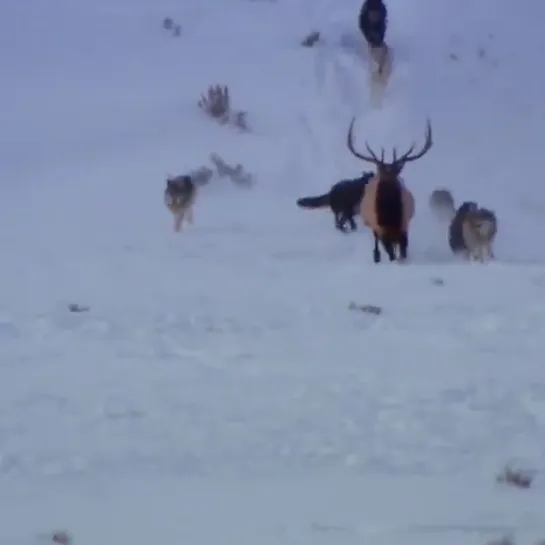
[174,211,184,232]
[469,249,479,262]
[335,213,348,233]
[488,245,495,260]
[481,244,495,263]
[472,244,486,262]
[347,213,357,231]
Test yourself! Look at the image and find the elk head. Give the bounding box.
[347,118,433,181]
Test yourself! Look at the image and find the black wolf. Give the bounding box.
[296,173,373,232]
[358,0,387,48]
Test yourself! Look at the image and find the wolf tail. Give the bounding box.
[296,193,330,209]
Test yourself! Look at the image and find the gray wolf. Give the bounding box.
[164,175,197,232]
[459,206,497,262]
[429,188,456,221]
[429,191,498,261]
[296,173,374,233]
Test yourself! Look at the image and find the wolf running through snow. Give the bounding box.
[164,175,197,232]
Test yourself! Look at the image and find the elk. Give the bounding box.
[347,117,433,263]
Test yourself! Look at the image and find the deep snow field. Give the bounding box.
[2,0,545,543]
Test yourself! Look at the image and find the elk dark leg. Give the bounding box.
[373,232,381,263]
[399,232,408,260]
[381,237,396,261]
[382,239,395,261]
[347,213,357,231]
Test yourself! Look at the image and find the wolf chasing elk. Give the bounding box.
[163,0,497,264]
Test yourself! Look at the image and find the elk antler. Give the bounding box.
[347,117,384,164]
[392,119,433,166]
[347,117,433,170]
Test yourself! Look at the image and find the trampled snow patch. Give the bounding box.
[6,473,545,545]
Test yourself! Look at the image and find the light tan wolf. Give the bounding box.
[164,175,197,232]
[368,43,393,104]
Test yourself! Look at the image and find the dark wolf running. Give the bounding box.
[296,173,374,232]
[358,0,392,96]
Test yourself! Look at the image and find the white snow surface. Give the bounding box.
[2,0,545,543]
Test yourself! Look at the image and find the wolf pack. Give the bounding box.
[163,0,498,264]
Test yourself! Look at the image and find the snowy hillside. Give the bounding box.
[1,0,545,544]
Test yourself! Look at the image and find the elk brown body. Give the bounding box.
[360,175,415,237]
[347,117,432,263]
